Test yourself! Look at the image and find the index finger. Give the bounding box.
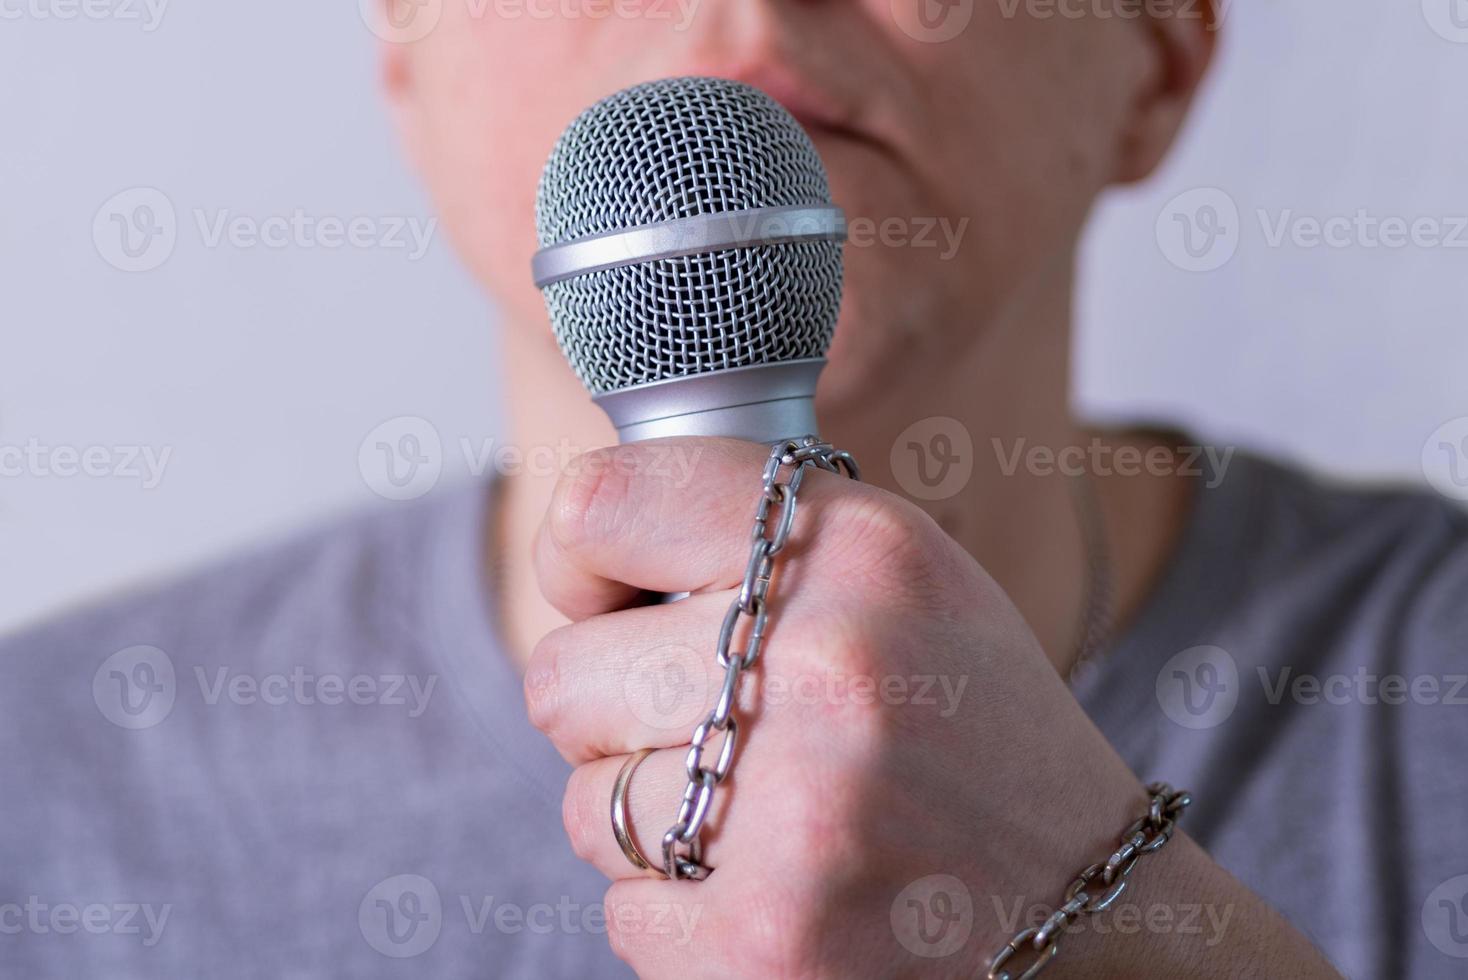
[532,437,869,621]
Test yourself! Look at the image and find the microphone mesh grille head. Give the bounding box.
[535,77,843,396]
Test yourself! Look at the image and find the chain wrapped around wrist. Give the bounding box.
[986,782,1194,980]
[660,436,860,882]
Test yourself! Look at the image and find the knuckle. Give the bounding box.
[820,690,889,757]
[548,449,634,556]
[780,599,884,675]
[734,887,814,976]
[561,771,597,862]
[604,905,633,962]
[817,620,885,677]
[771,626,895,739]
[523,632,563,734]
[842,497,927,575]
[787,768,871,860]
[823,492,962,609]
[602,891,655,964]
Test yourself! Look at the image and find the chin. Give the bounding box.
[815,304,908,419]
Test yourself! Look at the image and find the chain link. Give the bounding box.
[986,783,1193,980]
[660,436,860,881]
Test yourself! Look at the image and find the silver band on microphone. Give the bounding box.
[532,204,846,288]
[593,358,825,444]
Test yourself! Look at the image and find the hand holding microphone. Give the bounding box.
[524,434,1170,978]
[523,78,1241,980]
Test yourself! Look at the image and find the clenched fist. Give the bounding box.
[524,438,1336,979]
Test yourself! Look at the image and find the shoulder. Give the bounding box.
[0,482,492,705]
[0,481,495,863]
[1236,449,1466,549]
[1080,445,1468,755]
[1222,451,1468,648]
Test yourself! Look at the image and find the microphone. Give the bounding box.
[531,76,847,445]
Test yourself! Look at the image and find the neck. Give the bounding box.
[490,253,1192,675]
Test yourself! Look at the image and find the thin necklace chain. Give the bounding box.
[1067,469,1114,679]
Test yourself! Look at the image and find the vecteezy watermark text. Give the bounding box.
[616,656,972,731]
[844,216,969,260]
[0,438,171,488]
[993,437,1234,488]
[0,0,169,30]
[1157,645,1468,731]
[1158,188,1468,272]
[92,646,439,730]
[1259,666,1468,708]
[93,188,438,272]
[359,417,706,501]
[0,898,171,946]
[994,0,1230,25]
[194,666,438,717]
[193,209,436,260]
[991,896,1235,947]
[358,875,702,959]
[360,0,703,45]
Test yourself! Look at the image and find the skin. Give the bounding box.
[381,1,1342,976]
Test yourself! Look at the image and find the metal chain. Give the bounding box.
[660,436,860,882]
[986,783,1194,980]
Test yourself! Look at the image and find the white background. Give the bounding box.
[3,0,1466,634]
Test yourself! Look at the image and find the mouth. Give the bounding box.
[712,63,881,150]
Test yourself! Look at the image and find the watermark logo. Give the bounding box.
[1423,0,1468,43]
[360,874,443,958]
[92,645,176,730]
[891,0,974,43]
[357,884,702,948]
[891,874,973,958]
[95,647,438,727]
[1422,874,1468,958]
[1156,645,1239,730]
[891,417,974,501]
[1159,192,1468,271]
[360,0,442,42]
[1157,187,1240,273]
[359,424,705,502]
[93,187,177,273]
[94,189,437,271]
[622,646,711,731]
[1422,417,1468,503]
[359,416,444,501]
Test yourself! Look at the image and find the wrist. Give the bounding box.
[1041,831,1341,979]
[974,780,1182,979]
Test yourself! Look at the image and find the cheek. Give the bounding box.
[404,14,717,321]
[407,19,623,321]
[407,38,559,321]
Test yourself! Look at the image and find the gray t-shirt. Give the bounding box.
[4,452,1466,978]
